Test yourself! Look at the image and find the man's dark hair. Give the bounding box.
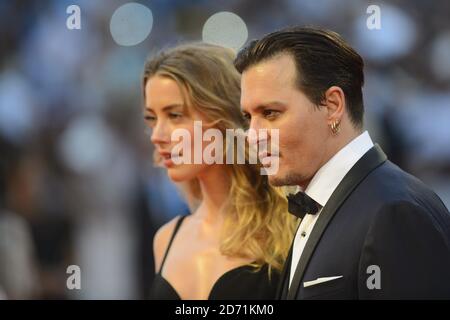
[234,26,365,128]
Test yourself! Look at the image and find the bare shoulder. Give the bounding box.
[153,216,184,272]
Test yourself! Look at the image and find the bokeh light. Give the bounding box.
[110,2,153,46]
[202,11,248,51]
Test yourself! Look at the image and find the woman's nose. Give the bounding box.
[150,121,170,145]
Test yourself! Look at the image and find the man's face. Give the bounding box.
[241,53,331,187]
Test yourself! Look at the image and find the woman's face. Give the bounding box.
[144,75,212,182]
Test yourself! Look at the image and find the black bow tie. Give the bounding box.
[287,191,320,219]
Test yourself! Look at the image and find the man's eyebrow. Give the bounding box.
[246,101,287,112]
[144,104,184,112]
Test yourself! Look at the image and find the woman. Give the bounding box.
[142,43,296,300]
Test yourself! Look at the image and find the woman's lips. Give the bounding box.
[159,151,182,168]
[162,157,174,168]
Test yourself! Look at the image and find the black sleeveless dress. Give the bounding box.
[150,215,280,300]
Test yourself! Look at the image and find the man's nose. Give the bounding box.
[246,117,270,145]
[249,116,262,133]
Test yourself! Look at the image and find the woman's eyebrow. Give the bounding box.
[145,104,184,112]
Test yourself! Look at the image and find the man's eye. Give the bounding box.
[262,109,280,119]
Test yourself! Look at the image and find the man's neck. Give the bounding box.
[300,129,364,191]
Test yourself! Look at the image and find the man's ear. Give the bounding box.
[323,86,345,123]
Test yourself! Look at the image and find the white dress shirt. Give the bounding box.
[289,131,374,287]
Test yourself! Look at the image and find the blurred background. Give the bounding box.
[0,0,449,299]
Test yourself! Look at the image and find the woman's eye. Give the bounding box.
[263,109,279,119]
[144,115,156,126]
[169,112,183,120]
[144,115,156,122]
[242,112,251,121]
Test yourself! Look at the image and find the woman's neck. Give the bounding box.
[195,165,231,225]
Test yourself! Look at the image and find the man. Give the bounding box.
[235,26,450,299]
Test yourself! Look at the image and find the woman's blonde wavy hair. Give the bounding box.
[142,43,297,273]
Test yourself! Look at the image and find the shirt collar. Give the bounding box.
[304,131,374,207]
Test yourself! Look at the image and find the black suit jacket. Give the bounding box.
[278,145,450,299]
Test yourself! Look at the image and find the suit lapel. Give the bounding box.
[276,244,292,299]
[286,144,387,299]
